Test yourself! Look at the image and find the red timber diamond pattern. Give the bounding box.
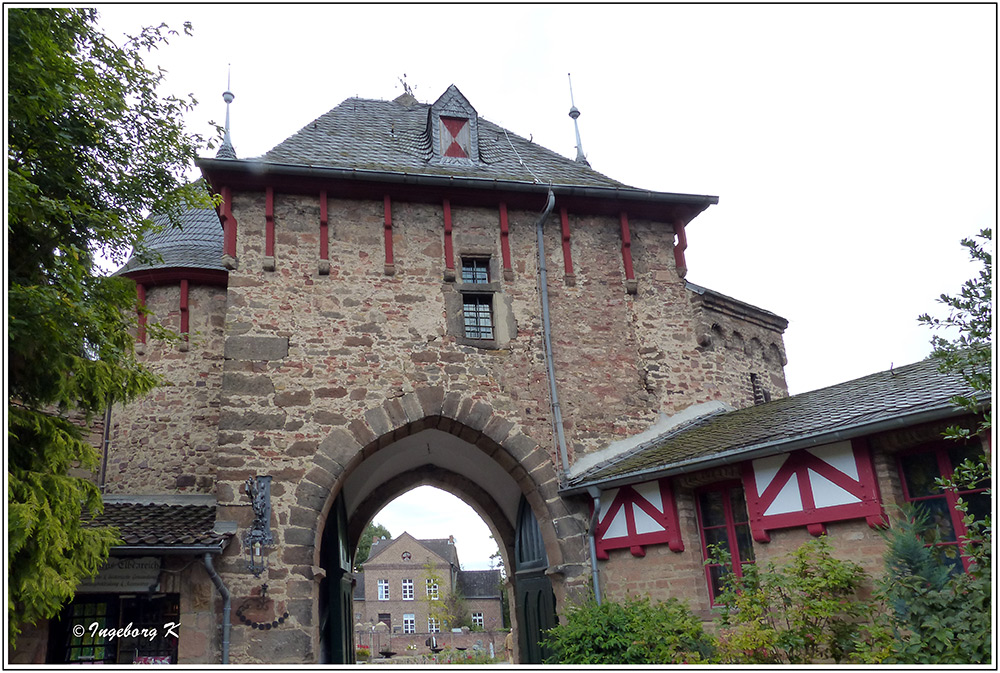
[594,478,684,559]
[741,439,887,543]
[441,116,470,158]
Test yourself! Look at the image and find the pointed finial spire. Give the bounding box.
[568,73,589,166]
[216,65,237,159]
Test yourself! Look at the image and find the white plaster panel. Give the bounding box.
[763,476,802,516]
[809,469,862,508]
[752,453,789,494]
[633,480,663,512]
[604,507,629,539]
[632,504,663,535]
[806,441,858,479]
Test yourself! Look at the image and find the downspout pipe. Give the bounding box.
[203,553,231,664]
[535,189,570,481]
[586,487,603,605]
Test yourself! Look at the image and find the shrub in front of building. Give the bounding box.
[542,595,714,664]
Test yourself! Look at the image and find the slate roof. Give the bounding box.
[566,357,986,492]
[260,94,628,189]
[118,207,224,275]
[456,569,502,599]
[366,533,461,568]
[84,503,232,552]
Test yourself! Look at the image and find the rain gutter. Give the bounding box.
[195,158,719,209]
[560,401,984,496]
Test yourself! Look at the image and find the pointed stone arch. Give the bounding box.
[286,387,570,570]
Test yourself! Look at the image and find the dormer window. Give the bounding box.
[429,85,479,164]
[441,117,471,158]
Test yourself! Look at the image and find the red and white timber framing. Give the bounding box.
[593,478,684,559]
[741,439,887,542]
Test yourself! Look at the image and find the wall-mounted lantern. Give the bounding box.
[244,475,274,577]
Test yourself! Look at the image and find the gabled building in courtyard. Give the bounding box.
[10,83,990,666]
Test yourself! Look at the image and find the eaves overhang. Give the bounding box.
[559,398,986,497]
[109,541,230,556]
[195,157,719,224]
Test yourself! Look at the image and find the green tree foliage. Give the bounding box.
[354,521,392,569]
[423,564,471,630]
[710,536,873,664]
[542,595,714,664]
[854,508,992,664]
[7,8,212,646]
[918,228,992,438]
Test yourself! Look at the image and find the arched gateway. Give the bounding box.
[297,394,580,663]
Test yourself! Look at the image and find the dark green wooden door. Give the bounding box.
[514,496,557,663]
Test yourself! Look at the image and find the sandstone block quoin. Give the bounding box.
[224,335,289,361]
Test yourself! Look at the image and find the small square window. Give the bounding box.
[472,612,484,629]
[463,294,494,340]
[461,257,490,284]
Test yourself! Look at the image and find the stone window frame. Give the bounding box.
[445,250,514,350]
[401,578,414,601]
[377,579,390,601]
[402,613,416,634]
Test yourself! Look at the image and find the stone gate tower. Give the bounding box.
[94,85,789,664]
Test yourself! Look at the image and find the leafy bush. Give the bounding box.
[710,536,873,664]
[543,595,714,664]
[854,499,992,664]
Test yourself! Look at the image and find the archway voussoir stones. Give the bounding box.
[295,480,329,514]
[501,431,537,462]
[465,401,494,431]
[363,406,393,438]
[441,391,464,419]
[383,398,407,429]
[482,415,515,445]
[399,392,424,424]
[416,386,446,416]
[348,418,376,448]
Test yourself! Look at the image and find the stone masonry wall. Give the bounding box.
[105,283,227,494]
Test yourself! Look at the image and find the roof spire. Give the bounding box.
[216,65,237,159]
[567,73,589,166]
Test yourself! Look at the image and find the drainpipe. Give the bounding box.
[535,188,571,481]
[203,553,231,664]
[586,487,603,605]
[98,396,112,492]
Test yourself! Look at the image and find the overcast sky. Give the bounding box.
[93,4,996,570]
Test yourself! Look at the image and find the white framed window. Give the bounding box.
[428,617,440,633]
[377,579,390,601]
[425,578,439,600]
[401,578,414,600]
[472,612,484,629]
[403,613,415,634]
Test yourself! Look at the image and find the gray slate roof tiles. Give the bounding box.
[119,207,224,274]
[84,503,231,550]
[260,96,628,189]
[569,357,984,488]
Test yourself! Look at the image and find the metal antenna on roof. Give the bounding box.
[567,73,590,166]
[217,65,237,159]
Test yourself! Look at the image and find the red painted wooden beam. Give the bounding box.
[319,190,329,275]
[220,186,237,267]
[443,198,455,279]
[560,207,575,285]
[499,202,512,280]
[384,194,395,275]
[136,283,147,345]
[619,211,637,294]
[265,187,275,258]
[673,217,688,278]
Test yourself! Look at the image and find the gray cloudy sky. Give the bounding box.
[93,4,996,569]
